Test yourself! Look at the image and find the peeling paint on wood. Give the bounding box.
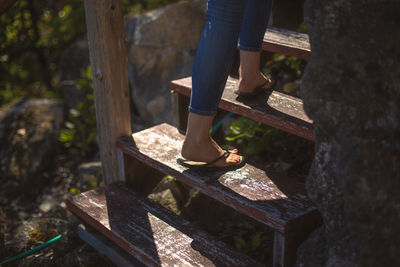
[263,27,311,59]
[171,77,315,141]
[116,123,318,233]
[67,183,262,266]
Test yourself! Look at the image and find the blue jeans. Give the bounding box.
[189,0,272,116]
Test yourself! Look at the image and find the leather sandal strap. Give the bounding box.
[203,151,230,167]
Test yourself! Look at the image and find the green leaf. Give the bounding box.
[233,236,246,251]
[251,233,262,251]
[226,133,246,141]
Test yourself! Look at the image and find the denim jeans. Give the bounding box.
[189,0,272,116]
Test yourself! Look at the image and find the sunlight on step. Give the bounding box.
[146,212,213,267]
[222,169,289,201]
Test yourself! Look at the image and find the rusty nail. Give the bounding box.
[95,71,103,80]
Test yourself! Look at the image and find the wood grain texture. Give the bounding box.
[171,77,315,141]
[84,0,131,184]
[67,183,262,267]
[263,27,311,59]
[117,123,319,233]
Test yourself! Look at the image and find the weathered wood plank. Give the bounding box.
[84,0,131,184]
[67,183,262,267]
[171,77,314,141]
[263,27,311,59]
[117,123,319,233]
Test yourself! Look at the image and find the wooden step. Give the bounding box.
[171,76,314,141]
[263,27,311,59]
[66,183,262,267]
[117,123,320,234]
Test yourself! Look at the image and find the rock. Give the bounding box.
[39,196,60,213]
[148,189,181,215]
[58,37,90,109]
[151,176,188,202]
[148,176,189,214]
[299,1,400,266]
[295,226,327,267]
[10,217,67,253]
[125,0,207,125]
[283,80,301,94]
[0,99,64,198]
[180,189,241,228]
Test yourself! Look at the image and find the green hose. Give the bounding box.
[0,234,62,265]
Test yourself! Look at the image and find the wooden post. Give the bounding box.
[172,92,190,134]
[273,231,286,267]
[84,0,131,184]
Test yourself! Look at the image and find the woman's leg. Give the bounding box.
[237,0,273,94]
[182,0,245,166]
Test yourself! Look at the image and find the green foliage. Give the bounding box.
[60,66,97,154]
[70,167,103,195]
[233,233,262,254]
[226,117,312,162]
[265,54,306,80]
[0,0,87,106]
[0,0,179,107]
[226,118,272,156]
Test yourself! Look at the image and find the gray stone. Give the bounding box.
[58,37,90,109]
[10,217,67,253]
[180,189,242,228]
[0,99,64,197]
[148,176,189,214]
[298,1,400,266]
[125,0,206,125]
[39,196,60,213]
[295,226,327,267]
[148,189,181,215]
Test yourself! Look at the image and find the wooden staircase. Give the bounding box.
[67,18,321,267]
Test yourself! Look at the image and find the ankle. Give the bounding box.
[181,135,211,159]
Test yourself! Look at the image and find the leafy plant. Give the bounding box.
[226,117,313,164]
[60,66,97,155]
[226,117,273,156]
[0,0,180,107]
[70,167,103,195]
[265,54,306,80]
[233,233,262,254]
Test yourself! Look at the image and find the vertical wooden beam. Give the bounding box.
[172,92,190,134]
[84,0,131,184]
[273,231,286,267]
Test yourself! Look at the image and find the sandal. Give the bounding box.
[176,150,245,171]
[234,76,275,99]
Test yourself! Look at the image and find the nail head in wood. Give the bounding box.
[95,70,103,80]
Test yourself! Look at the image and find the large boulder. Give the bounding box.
[297,1,400,266]
[125,0,206,125]
[0,99,64,198]
[58,37,90,109]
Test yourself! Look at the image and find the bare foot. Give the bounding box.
[238,72,274,94]
[181,136,242,167]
